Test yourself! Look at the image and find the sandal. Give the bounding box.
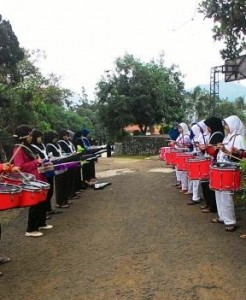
[0,257,11,265]
[225,225,238,232]
[47,210,62,215]
[200,205,208,210]
[201,208,211,213]
[211,218,224,224]
[56,204,70,209]
[240,233,246,239]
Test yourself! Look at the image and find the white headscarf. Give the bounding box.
[191,120,208,139]
[223,115,244,138]
[179,122,190,135]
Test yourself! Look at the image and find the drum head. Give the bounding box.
[19,183,41,192]
[27,180,50,189]
[0,183,22,194]
[3,172,35,181]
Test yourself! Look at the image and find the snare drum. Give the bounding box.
[18,184,42,207]
[28,180,50,202]
[159,147,170,161]
[209,165,241,191]
[166,150,181,166]
[187,157,211,181]
[1,172,36,185]
[176,153,194,171]
[0,183,22,210]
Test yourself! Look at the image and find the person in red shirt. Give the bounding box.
[0,163,20,276]
[13,125,53,237]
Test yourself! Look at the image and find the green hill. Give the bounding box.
[193,81,246,101]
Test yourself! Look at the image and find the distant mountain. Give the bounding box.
[189,81,246,101]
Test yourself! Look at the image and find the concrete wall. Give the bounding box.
[114,135,168,155]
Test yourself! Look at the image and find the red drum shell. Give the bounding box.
[159,147,170,161]
[165,150,181,166]
[209,165,241,191]
[28,180,50,203]
[1,172,36,185]
[18,184,42,207]
[187,158,211,180]
[176,153,194,171]
[0,183,22,211]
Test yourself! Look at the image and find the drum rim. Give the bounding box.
[19,184,42,192]
[0,183,22,194]
[26,180,50,189]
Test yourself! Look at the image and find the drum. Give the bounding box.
[159,147,170,161]
[28,180,50,203]
[1,172,35,185]
[209,165,241,191]
[176,153,194,171]
[165,150,181,166]
[187,157,211,181]
[18,184,42,207]
[0,183,22,211]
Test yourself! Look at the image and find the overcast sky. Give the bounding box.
[1,0,238,99]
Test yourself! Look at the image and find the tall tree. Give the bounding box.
[199,0,246,59]
[96,54,186,135]
[0,15,24,84]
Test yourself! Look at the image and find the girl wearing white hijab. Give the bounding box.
[174,122,191,192]
[187,120,209,205]
[213,115,245,232]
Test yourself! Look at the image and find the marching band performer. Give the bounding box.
[31,129,60,216]
[0,163,20,276]
[187,120,209,205]
[13,125,53,237]
[173,123,191,193]
[213,115,245,232]
[58,129,81,199]
[199,117,225,213]
[43,130,70,208]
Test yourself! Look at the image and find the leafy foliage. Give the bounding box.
[96,53,186,136]
[199,0,246,59]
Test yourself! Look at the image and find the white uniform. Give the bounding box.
[215,116,245,225]
[189,121,209,202]
[175,123,190,191]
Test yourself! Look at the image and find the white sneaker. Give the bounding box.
[25,231,43,237]
[39,225,53,230]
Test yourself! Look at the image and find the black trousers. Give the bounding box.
[82,160,95,181]
[201,181,217,212]
[27,201,47,232]
[44,176,54,212]
[55,172,68,206]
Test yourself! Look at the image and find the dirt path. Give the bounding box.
[0,157,246,300]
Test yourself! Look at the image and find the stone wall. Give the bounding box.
[114,135,168,156]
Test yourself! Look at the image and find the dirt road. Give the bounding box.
[0,156,246,300]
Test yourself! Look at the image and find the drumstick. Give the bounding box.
[17,170,30,182]
[8,144,23,164]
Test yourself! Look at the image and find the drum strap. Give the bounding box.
[58,140,75,153]
[46,143,62,157]
[227,134,239,148]
[31,144,48,159]
[177,134,189,144]
[14,144,36,159]
[209,131,224,144]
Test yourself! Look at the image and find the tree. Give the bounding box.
[96,54,186,136]
[199,0,246,59]
[0,15,24,84]
[186,86,212,121]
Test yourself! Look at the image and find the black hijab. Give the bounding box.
[204,117,224,145]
